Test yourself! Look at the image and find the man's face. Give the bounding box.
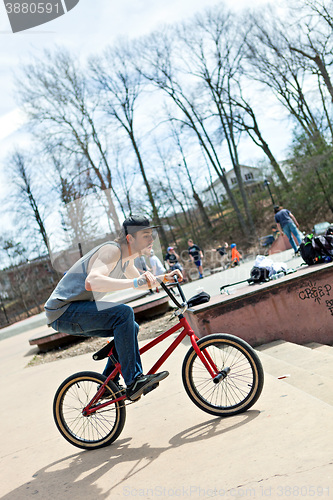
[130,229,154,253]
[188,239,193,246]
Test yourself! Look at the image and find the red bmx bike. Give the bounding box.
[53,279,264,450]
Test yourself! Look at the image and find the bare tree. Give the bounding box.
[135,27,251,238]
[0,238,41,316]
[153,144,188,232]
[229,88,291,191]
[288,0,333,102]
[53,158,102,248]
[7,151,49,256]
[303,0,333,28]
[89,42,169,248]
[169,122,212,229]
[289,133,333,215]
[17,49,121,232]
[244,5,330,147]
[177,9,260,232]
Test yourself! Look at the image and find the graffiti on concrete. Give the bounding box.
[298,280,331,306]
[326,299,333,316]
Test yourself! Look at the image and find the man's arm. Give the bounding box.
[126,259,154,279]
[289,213,299,227]
[85,246,135,292]
[124,260,141,279]
[86,246,183,292]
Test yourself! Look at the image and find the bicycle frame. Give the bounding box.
[83,314,221,416]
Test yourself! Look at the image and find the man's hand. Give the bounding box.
[164,269,183,283]
[137,269,183,288]
[140,271,156,288]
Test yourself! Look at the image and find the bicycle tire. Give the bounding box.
[182,334,264,417]
[53,371,126,450]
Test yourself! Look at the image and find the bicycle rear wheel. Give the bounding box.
[182,334,264,417]
[53,371,126,450]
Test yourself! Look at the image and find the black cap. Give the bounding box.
[325,225,333,236]
[122,215,159,236]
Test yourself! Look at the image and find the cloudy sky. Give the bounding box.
[0,0,288,223]
[0,0,282,141]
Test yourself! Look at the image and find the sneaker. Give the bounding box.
[126,371,169,401]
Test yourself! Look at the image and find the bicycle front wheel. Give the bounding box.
[182,334,264,417]
[53,371,126,450]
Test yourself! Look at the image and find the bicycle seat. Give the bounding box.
[92,339,114,360]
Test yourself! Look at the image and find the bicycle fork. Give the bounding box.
[189,335,230,383]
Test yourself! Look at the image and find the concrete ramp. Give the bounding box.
[268,233,299,255]
[185,262,333,346]
[257,340,333,406]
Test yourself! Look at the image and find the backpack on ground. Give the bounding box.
[312,234,333,263]
[299,234,323,265]
[249,266,270,283]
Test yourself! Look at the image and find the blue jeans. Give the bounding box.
[50,301,143,386]
[170,263,182,272]
[282,222,302,252]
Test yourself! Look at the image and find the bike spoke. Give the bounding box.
[191,342,255,408]
[57,378,122,445]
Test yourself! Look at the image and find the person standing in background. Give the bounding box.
[274,205,302,255]
[230,243,241,267]
[212,242,229,267]
[148,249,166,276]
[188,239,204,279]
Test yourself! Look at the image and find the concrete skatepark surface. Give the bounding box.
[0,249,332,499]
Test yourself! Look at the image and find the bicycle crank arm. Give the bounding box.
[213,367,231,384]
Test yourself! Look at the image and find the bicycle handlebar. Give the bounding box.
[174,276,187,304]
[157,276,186,310]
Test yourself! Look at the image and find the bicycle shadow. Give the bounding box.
[168,410,260,447]
[2,411,260,499]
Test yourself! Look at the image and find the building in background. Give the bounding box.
[203,165,263,206]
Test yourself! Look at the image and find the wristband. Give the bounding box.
[163,274,168,283]
[137,277,147,287]
[133,278,138,288]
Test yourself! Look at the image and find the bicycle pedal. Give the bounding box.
[143,382,159,396]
